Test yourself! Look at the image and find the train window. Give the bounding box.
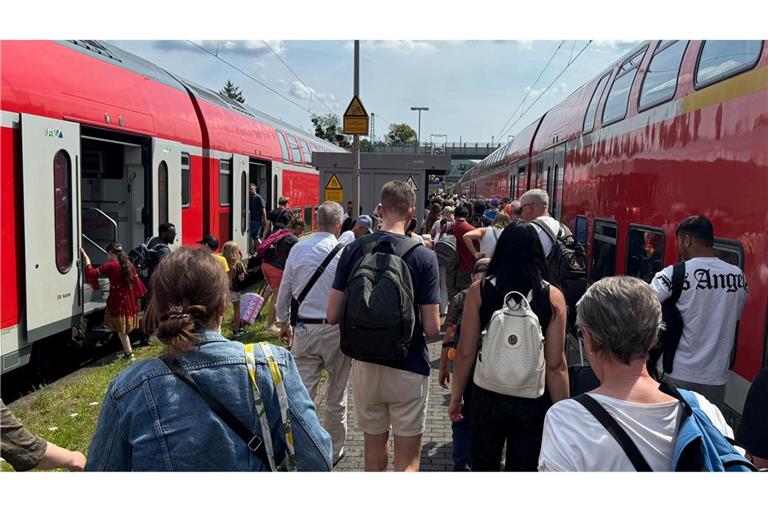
[626,226,665,283]
[53,150,73,274]
[287,135,303,164]
[300,139,312,165]
[273,175,278,208]
[517,167,525,198]
[695,40,763,89]
[591,220,617,281]
[158,161,169,226]
[713,239,744,270]
[219,159,231,206]
[583,72,611,133]
[181,153,191,208]
[575,216,588,247]
[277,132,290,163]
[240,171,247,235]
[639,41,688,111]
[603,47,648,126]
[304,207,313,233]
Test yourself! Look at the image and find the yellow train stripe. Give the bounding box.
[682,65,768,114]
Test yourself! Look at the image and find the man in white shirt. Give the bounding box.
[519,189,561,257]
[276,200,350,465]
[338,215,373,246]
[650,215,748,407]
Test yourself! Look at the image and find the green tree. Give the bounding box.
[360,139,374,152]
[310,113,349,147]
[219,80,245,104]
[385,123,417,145]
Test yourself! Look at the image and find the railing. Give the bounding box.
[82,233,108,255]
[368,142,502,156]
[82,207,119,254]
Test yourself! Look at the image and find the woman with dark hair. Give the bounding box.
[421,202,443,236]
[448,221,569,471]
[86,247,332,471]
[81,243,146,360]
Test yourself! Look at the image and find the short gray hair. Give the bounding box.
[316,201,344,231]
[519,188,549,208]
[576,276,662,364]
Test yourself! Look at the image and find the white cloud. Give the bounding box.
[590,40,640,52]
[517,40,534,50]
[524,81,568,99]
[367,40,437,55]
[288,81,340,110]
[154,40,285,57]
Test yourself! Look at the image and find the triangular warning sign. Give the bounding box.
[325,173,343,190]
[405,174,419,191]
[344,95,368,117]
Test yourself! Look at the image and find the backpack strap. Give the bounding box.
[360,234,378,255]
[573,394,653,472]
[530,218,560,243]
[670,262,685,303]
[161,357,274,471]
[290,243,344,326]
[394,237,421,259]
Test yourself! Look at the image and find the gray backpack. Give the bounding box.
[340,235,421,363]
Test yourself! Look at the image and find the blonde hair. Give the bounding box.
[492,212,510,229]
[222,241,244,281]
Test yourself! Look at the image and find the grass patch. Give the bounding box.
[1,293,280,472]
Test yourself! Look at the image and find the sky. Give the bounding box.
[109,40,640,144]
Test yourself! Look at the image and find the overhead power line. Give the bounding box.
[185,40,323,116]
[499,40,593,140]
[495,40,565,141]
[261,40,337,116]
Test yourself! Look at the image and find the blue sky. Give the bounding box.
[110,40,639,143]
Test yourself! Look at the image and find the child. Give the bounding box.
[439,258,489,471]
[222,241,247,337]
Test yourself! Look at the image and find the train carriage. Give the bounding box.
[458,40,768,419]
[0,40,343,375]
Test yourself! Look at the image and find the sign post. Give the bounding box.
[342,40,367,222]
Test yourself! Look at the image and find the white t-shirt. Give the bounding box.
[538,392,735,471]
[338,230,356,246]
[529,215,561,256]
[650,257,748,385]
[480,227,502,259]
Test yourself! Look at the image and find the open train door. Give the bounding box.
[151,138,182,248]
[21,114,82,342]
[231,154,250,252]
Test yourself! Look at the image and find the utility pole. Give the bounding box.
[410,106,429,153]
[353,40,361,219]
[371,112,375,144]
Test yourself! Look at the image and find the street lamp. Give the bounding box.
[410,106,429,151]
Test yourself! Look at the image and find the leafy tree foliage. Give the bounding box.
[385,123,417,145]
[219,80,246,104]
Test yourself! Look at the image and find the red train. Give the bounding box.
[459,40,768,418]
[0,40,344,374]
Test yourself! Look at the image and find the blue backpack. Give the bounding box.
[575,383,756,471]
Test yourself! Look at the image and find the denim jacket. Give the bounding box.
[86,331,332,471]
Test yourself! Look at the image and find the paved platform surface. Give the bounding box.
[314,336,454,472]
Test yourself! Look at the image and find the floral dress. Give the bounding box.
[85,260,147,334]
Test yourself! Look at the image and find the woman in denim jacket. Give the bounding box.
[86,247,332,471]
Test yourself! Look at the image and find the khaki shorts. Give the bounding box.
[352,360,429,437]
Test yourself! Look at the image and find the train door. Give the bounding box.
[20,114,82,342]
[151,138,182,247]
[231,154,250,251]
[552,144,566,220]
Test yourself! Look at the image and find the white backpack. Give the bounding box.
[473,285,546,398]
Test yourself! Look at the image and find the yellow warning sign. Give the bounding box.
[325,189,343,203]
[325,173,343,190]
[344,96,368,117]
[343,95,369,135]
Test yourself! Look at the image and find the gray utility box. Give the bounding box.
[313,152,451,223]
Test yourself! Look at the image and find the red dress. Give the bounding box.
[85,260,147,334]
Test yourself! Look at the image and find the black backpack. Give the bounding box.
[648,261,685,378]
[530,219,587,326]
[340,235,421,364]
[129,242,165,286]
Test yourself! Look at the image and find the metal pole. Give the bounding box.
[353,40,361,221]
[417,110,421,152]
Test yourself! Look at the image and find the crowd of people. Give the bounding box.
[2,182,766,473]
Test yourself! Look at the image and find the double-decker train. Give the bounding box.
[458,40,767,418]
[0,40,344,375]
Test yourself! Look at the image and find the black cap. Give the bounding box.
[198,234,219,250]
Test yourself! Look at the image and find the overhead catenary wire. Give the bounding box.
[499,40,593,141]
[185,40,324,116]
[261,40,337,116]
[494,40,565,141]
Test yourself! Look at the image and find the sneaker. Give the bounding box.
[121,352,136,362]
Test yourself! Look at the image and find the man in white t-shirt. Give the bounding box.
[538,276,736,471]
[519,189,561,256]
[338,215,373,246]
[650,215,748,406]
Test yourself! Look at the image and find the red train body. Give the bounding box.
[459,40,768,417]
[0,40,343,374]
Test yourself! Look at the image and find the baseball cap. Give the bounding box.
[198,234,219,250]
[473,258,491,275]
[356,215,373,233]
[490,198,501,208]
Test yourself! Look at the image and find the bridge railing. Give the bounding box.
[367,142,502,155]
